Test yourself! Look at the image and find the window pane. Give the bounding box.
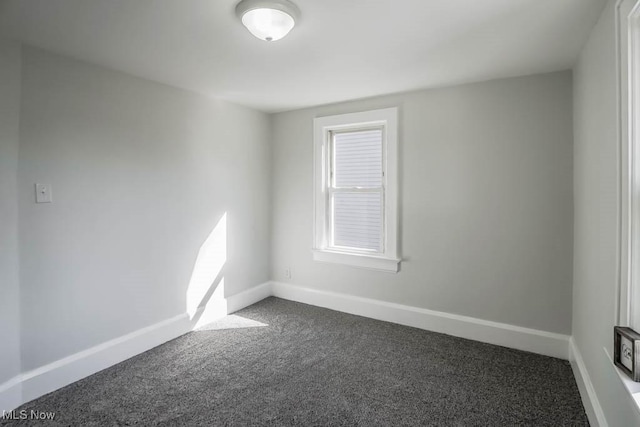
[332,192,382,251]
[334,129,382,188]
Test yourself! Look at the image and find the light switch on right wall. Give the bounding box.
[35,183,52,203]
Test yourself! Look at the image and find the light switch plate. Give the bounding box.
[35,183,52,203]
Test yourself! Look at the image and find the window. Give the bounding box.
[313,108,399,272]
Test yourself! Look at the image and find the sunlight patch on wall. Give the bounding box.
[186,213,227,324]
[192,278,227,329]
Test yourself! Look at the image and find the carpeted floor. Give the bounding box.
[2,297,588,426]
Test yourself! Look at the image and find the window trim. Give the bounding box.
[313,107,400,273]
[618,0,640,330]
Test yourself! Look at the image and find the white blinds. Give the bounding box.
[334,130,383,188]
[331,129,383,252]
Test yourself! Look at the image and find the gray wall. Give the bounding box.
[0,38,22,385]
[271,71,574,334]
[573,0,640,425]
[18,47,271,370]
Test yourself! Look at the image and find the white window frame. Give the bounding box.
[618,0,640,330]
[312,108,400,273]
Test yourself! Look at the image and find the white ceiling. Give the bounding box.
[0,0,607,113]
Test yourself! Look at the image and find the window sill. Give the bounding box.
[312,249,400,273]
[604,347,640,414]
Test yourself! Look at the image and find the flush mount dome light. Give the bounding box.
[236,0,300,42]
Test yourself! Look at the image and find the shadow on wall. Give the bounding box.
[186,212,228,329]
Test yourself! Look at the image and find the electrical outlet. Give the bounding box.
[285,267,291,279]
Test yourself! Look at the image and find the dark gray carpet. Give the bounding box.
[2,297,588,426]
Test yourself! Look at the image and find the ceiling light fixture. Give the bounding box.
[235,0,300,42]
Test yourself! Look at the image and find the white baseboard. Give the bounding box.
[270,281,570,360]
[0,376,22,413]
[20,312,193,406]
[568,338,608,427]
[193,282,273,328]
[5,282,271,411]
[227,282,272,314]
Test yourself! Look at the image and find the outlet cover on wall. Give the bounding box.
[35,183,52,203]
[285,267,291,279]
